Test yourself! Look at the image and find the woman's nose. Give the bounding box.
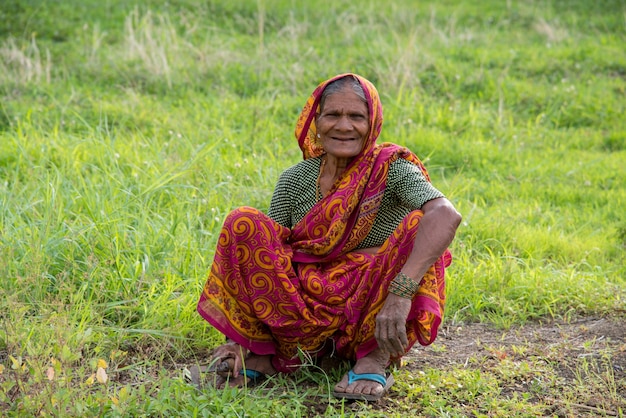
[336,115,353,130]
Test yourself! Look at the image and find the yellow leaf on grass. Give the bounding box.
[119,386,129,401]
[46,366,55,381]
[0,364,4,374]
[96,367,108,384]
[111,396,119,406]
[9,355,21,370]
[97,359,108,369]
[85,373,96,386]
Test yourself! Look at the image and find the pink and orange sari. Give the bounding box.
[197,74,451,373]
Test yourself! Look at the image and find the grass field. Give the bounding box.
[1,0,625,416]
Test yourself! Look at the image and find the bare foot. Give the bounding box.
[333,348,390,397]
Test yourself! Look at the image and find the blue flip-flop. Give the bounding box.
[332,369,395,401]
[240,368,268,386]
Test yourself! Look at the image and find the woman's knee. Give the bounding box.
[224,206,263,228]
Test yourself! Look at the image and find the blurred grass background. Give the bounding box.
[0,0,624,415]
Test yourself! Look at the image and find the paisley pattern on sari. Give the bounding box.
[197,74,451,373]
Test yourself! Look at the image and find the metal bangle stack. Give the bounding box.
[388,272,420,299]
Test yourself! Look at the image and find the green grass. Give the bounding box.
[1,0,625,416]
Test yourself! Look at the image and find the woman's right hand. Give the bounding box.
[374,294,412,357]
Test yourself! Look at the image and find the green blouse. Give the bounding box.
[267,156,444,249]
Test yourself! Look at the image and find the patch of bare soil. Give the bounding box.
[392,315,626,416]
[413,315,624,370]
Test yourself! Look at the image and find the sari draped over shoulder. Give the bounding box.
[197,74,451,373]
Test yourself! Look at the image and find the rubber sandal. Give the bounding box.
[240,369,268,387]
[183,365,200,387]
[184,364,215,389]
[184,357,227,389]
[332,369,395,401]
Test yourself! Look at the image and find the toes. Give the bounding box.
[353,381,367,395]
[227,376,247,388]
[215,374,246,389]
[368,383,384,396]
[334,373,384,395]
[346,381,362,394]
[351,380,381,395]
[213,375,227,389]
[333,375,350,392]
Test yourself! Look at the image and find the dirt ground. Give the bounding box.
[389,315,626,416]
[409,316,625,370]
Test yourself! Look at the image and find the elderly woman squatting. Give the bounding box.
[197,73,462,400]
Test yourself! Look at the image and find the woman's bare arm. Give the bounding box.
[375,197,462,356]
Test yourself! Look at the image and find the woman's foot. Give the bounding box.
[217,353,276,388]
[208,341,276,389]
[208,340,247,373]
[333,348,390,398]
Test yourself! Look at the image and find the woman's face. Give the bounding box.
[316,87,369,161]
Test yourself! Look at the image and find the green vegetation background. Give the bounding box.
[0,0,624,416]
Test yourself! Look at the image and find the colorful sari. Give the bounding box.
[197,74,451,373]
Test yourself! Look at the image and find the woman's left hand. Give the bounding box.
[374,294,413,357]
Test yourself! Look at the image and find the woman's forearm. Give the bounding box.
[400,198,462,281]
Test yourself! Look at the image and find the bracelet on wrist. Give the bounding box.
[388,271,420,299]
